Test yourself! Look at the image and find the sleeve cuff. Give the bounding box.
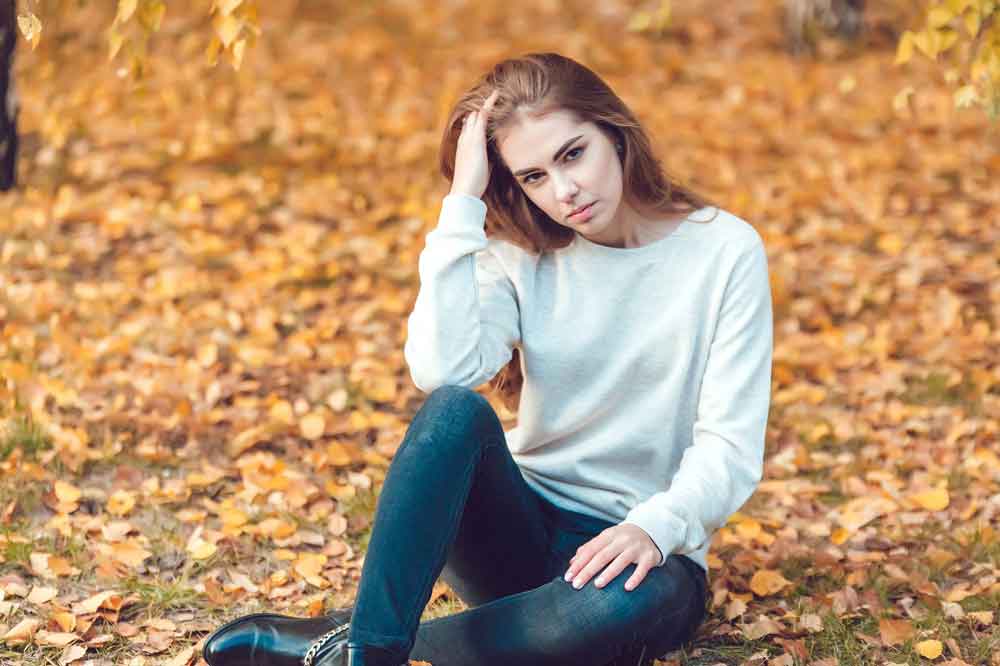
[623,503,690,567]
[438,193,487,233]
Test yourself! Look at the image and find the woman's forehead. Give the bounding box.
[498,111,593,159]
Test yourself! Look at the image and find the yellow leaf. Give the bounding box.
[51,611,76,632]
[893,86,916,113]
[300,412,326,440]
[936,28,959,53]
[256,517,296,539]
[269,400,295,425]
[16,12,42,50]
[734,517,762,540]
[912,29,936,58]
[927,7,955,29]
[108,28,125,60]
[138,0,166,31]
[895,31,915,65]
[107,489,136,516]
[326,441,354,466]
[213,12,242,48]
[189,539,217,560]
[116,0,138,24]
[626,11,652,33]
[955,85,980,108]
[231,38,247,70]
[294,552,326,577]
[877,233,904,256]
[54,480,81,505]
[968,610,993,626]
[964,9,981,36]
[215,0,244,16]
[653,0,672,31]
[219,508,248,528]
[830,527,851,545]
[749,569,791,597]
[911,488,949,511]
[915,639,943,658]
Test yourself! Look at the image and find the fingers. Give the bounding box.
[562,526,659,592]
[567,543,618,589]
[623,557,654,592]
[483,88,500,111]
[594,551,633,589]
[564,531,609,583]
[460,90,500,131]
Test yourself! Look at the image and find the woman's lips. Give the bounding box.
[569,202,595,219]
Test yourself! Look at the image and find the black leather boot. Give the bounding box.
[341,643,409,666]
[201,606,353,666]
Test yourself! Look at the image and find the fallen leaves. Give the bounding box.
[749,570,792,597]
[879,617,916,646]
[915,638,944,658]
[3,1,999,665]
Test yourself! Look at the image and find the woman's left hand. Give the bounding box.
[563,523,663,592]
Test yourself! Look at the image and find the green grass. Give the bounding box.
[806,611,878,665]
[900,371,982,415]
[420,593,468,621]
[339,485,378,555]
[120,575,203,618]
[779,554,844,598]
[0,411,52,461]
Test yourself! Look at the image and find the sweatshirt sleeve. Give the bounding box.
[623,238,773,566]
[403,193,522,393]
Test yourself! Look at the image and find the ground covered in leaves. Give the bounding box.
[2,1,998,665]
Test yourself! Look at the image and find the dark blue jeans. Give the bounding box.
[346,385,709,665]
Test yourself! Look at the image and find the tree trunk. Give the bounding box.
[0,0,18,191]
[785,0,866,55]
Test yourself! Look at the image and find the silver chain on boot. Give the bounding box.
[302,622,351,666]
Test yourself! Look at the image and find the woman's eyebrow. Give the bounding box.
[511,135,584,177]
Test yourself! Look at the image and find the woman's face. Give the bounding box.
[496,109,635,247]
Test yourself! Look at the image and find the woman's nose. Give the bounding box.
[552,172,579,201]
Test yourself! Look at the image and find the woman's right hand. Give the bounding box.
[449,89,501,200]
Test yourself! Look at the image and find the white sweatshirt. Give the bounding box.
[403,193,773,579]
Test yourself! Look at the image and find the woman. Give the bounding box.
[202,51,773,666]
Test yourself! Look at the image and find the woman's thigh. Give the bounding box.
[411,553,707,665]
[537,552,707,660]
[420,385,553,607]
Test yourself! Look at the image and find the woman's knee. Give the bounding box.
[403,385,503,459]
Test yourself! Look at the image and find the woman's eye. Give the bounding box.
[522,147,585,185]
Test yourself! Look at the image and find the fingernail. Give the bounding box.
[564,571,572,581]
[573,579,582,589]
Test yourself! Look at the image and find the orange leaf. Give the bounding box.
[878,618,914,646]
[749,569,791,597]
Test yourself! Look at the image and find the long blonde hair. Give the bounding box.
[438,52,719,414]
